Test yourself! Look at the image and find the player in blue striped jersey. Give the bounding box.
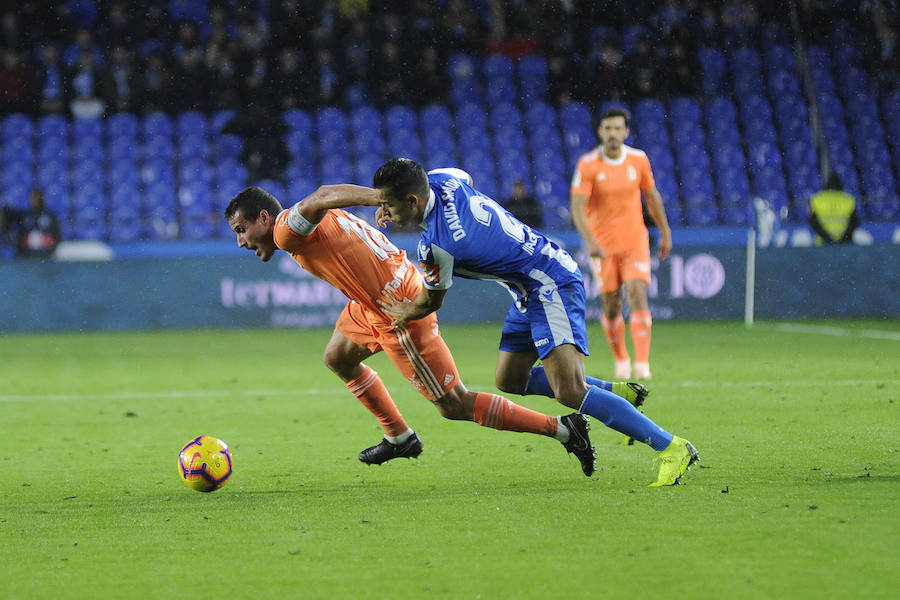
[370,158,699,486]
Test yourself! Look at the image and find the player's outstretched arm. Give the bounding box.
[298,184,381,224]
[377,287,447,327]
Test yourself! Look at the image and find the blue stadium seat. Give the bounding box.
[108,219,145,243]
[252,179,285,200]
[211,110,236,133]
[216,134,243,160]
[350,105,382,134]
[106,113,138,139]
[141,159,176,186]
[180,217,214,241]
[142,112,174,139]
[316,107,348,136]
[3,114,34,141]
[697,47,727,96]
[109,135,139,161]
[178,182,214,217]
[38,114,68,141]
[109,186,142,221]
[177,111,208,137]
[483,54,514,80]
[385,105,417,132]
[179,159,214,185]
[143,134,175,160]
[178,133,209,159]
[420,104,453,129]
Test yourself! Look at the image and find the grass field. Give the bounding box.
[1,320,898,599]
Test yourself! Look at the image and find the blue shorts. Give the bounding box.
[498,280,590,360]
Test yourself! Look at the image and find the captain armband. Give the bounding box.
[286,203,317,236]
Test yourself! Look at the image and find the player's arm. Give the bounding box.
[298,184,380,224]
[378,286,447,327]
[643,186,672,260]
[570,192,605,258]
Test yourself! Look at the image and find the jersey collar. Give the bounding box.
[419,188,436,230]
[602,144,628,165]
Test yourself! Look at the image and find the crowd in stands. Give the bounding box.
[1,0,894,120]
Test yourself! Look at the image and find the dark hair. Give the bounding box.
[225,186,283,221]
[598,107,631,128]
[372,158,429,202]
[825,171,843,191]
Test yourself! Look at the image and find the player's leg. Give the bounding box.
[327,305,419,464]
[625,279,652,379]
[494,306,645,409]
[387,315,596,476]
[593,256,631,378]
[622,243,654,379]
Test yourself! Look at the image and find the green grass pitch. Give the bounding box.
[1,320,898,599]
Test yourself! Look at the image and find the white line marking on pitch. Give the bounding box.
[774,323,900,341]
[2,379,896,403]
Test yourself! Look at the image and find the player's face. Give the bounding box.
[229,209,277,261]
[376,188,420,229]
[598,116,629,153]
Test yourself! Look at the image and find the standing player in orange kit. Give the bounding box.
[225,185,596,475]
[570,107,672,380]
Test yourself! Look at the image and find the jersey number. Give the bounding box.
[336,213,400,260]
[468,196,526,242]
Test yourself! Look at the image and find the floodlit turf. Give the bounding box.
[1,320,898,599]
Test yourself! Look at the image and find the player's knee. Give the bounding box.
[554,380,588,410]
[433,396,470,420]
[495,373,526,396]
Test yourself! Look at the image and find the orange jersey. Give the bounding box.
[273,206,421,325]
[571,145,655,255]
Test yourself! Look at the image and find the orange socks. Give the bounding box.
[601,314,630,361]
[630,309,652,364]
[472,392,557,437]
[346,365,408,437]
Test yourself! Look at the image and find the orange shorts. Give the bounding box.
[336,301,460,402]
[590,243,651,294]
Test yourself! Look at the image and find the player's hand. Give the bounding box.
[658,233,672,260]
[375,206,392,228]
[588,243,606,259]
[376,293,412,327]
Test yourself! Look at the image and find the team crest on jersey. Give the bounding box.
[418,242,431,262]
[627,165,637,181]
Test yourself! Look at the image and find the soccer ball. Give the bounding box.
[178,436,233,492]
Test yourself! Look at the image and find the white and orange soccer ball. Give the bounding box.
[177,436,233,492]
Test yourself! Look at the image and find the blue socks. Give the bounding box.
[523,365,672,450]
[524,365,613,397]
[580,386,673,451]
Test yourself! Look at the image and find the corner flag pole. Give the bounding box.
[744,227,756,327]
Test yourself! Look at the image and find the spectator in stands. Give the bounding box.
[808,172,859,245]
[1,10,26,50]
[373,40,407,107]
[222,107,289,182]
[34,44,66,114]
[409,45,445,107]
[0,189,61,259]
[586,39,626,100]
[504,180,544,230]
[68,50,106,119]
[622,33,661,101]
[139,53,176,114]
[97,2,136,47]
[547,50,575,104]
[102,45,139,113]
[659,35,699,97]
[271,47,307,111]
[0,49,30,114]
[314,46,342,106]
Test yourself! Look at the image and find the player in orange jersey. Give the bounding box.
[570,107,672,380]
[225,185,597,475]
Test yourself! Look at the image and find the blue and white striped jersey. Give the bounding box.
[417,168,583,307]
